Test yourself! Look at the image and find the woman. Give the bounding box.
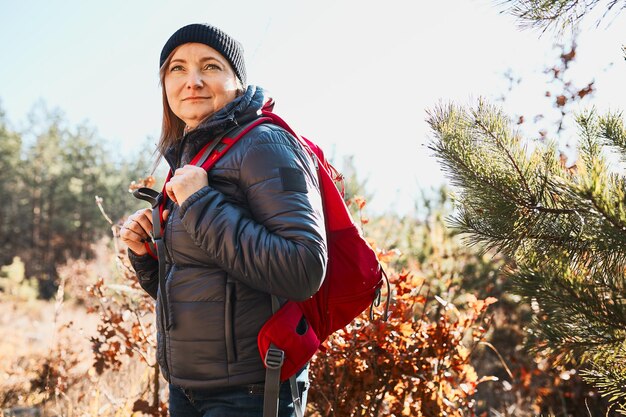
[120,23,327,417]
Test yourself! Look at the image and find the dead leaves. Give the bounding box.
[309,269,496,416]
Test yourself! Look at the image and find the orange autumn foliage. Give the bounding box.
[308,258,496,416]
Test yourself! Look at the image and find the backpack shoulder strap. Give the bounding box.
[194,117,272,171]
[156,117,272,223]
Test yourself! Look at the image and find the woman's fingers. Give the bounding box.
[120,208,155,256]
[134,209,154,234]
[120,225,147,242]
[166,165,208,206]
[165,181,178,204]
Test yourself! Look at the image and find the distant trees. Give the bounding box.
[0,108,23,269]
[0,102,152,298]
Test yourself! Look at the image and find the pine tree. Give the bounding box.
[425,1,626,411]
[0,101,152,297]
[427,99,626,410]
[0,103,23,267]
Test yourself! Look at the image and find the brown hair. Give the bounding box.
[156,52,186,164]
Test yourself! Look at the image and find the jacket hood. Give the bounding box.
[164,85,269,170]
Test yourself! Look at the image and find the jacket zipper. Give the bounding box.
[225,280,237,362]
[158,291,171,379]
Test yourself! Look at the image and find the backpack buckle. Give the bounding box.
[264,347,285,369]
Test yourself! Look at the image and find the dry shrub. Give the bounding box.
[0,230,166,417]
[82,219,166,416]
[0,276,86,413]
[308,254,496,417]
[85,276,167,417]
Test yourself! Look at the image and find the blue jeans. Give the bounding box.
[168,367,309,417]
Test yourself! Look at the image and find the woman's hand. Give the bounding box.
[165,165,209,205]
[120,208,154,256]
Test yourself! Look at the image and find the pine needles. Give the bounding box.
[427,100,626,410]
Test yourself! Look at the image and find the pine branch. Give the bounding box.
[502,0,626,32]
[428,102,593,260]
[473,112,536,205]
[581,359,626,413]
[514,261,626,362]
[429,102,626,271]
[587,187,626,234]
[600,112,626,161]
[549,177,626,274]
[429,101,626,406]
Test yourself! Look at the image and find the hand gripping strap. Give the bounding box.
[132,187,172,329]
[156,118,272,225]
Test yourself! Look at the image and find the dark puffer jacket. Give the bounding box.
[129,85,327,389]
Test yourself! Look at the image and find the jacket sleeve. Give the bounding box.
[128,249,159,300]
[178,127,327,301]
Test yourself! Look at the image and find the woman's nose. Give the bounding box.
[187,72,203,89]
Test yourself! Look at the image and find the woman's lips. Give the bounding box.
[184,96,210,101]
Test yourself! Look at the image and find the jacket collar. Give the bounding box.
[164,85,268,170]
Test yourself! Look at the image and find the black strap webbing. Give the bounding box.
[132,187,172,330]
[263,342,283,417]
[263,296,304,417]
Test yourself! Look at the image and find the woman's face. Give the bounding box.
[164,43,239,129]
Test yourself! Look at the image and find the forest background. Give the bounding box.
[1,0,625,416]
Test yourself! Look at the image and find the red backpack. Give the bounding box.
[252,106,389,417]
[135,101,389,417]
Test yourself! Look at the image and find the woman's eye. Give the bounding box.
[170,65,184,72]
[204,64,220,71]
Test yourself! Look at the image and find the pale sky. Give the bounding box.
[1,0,624,215]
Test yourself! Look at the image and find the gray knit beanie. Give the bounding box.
[160,23,247,86]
